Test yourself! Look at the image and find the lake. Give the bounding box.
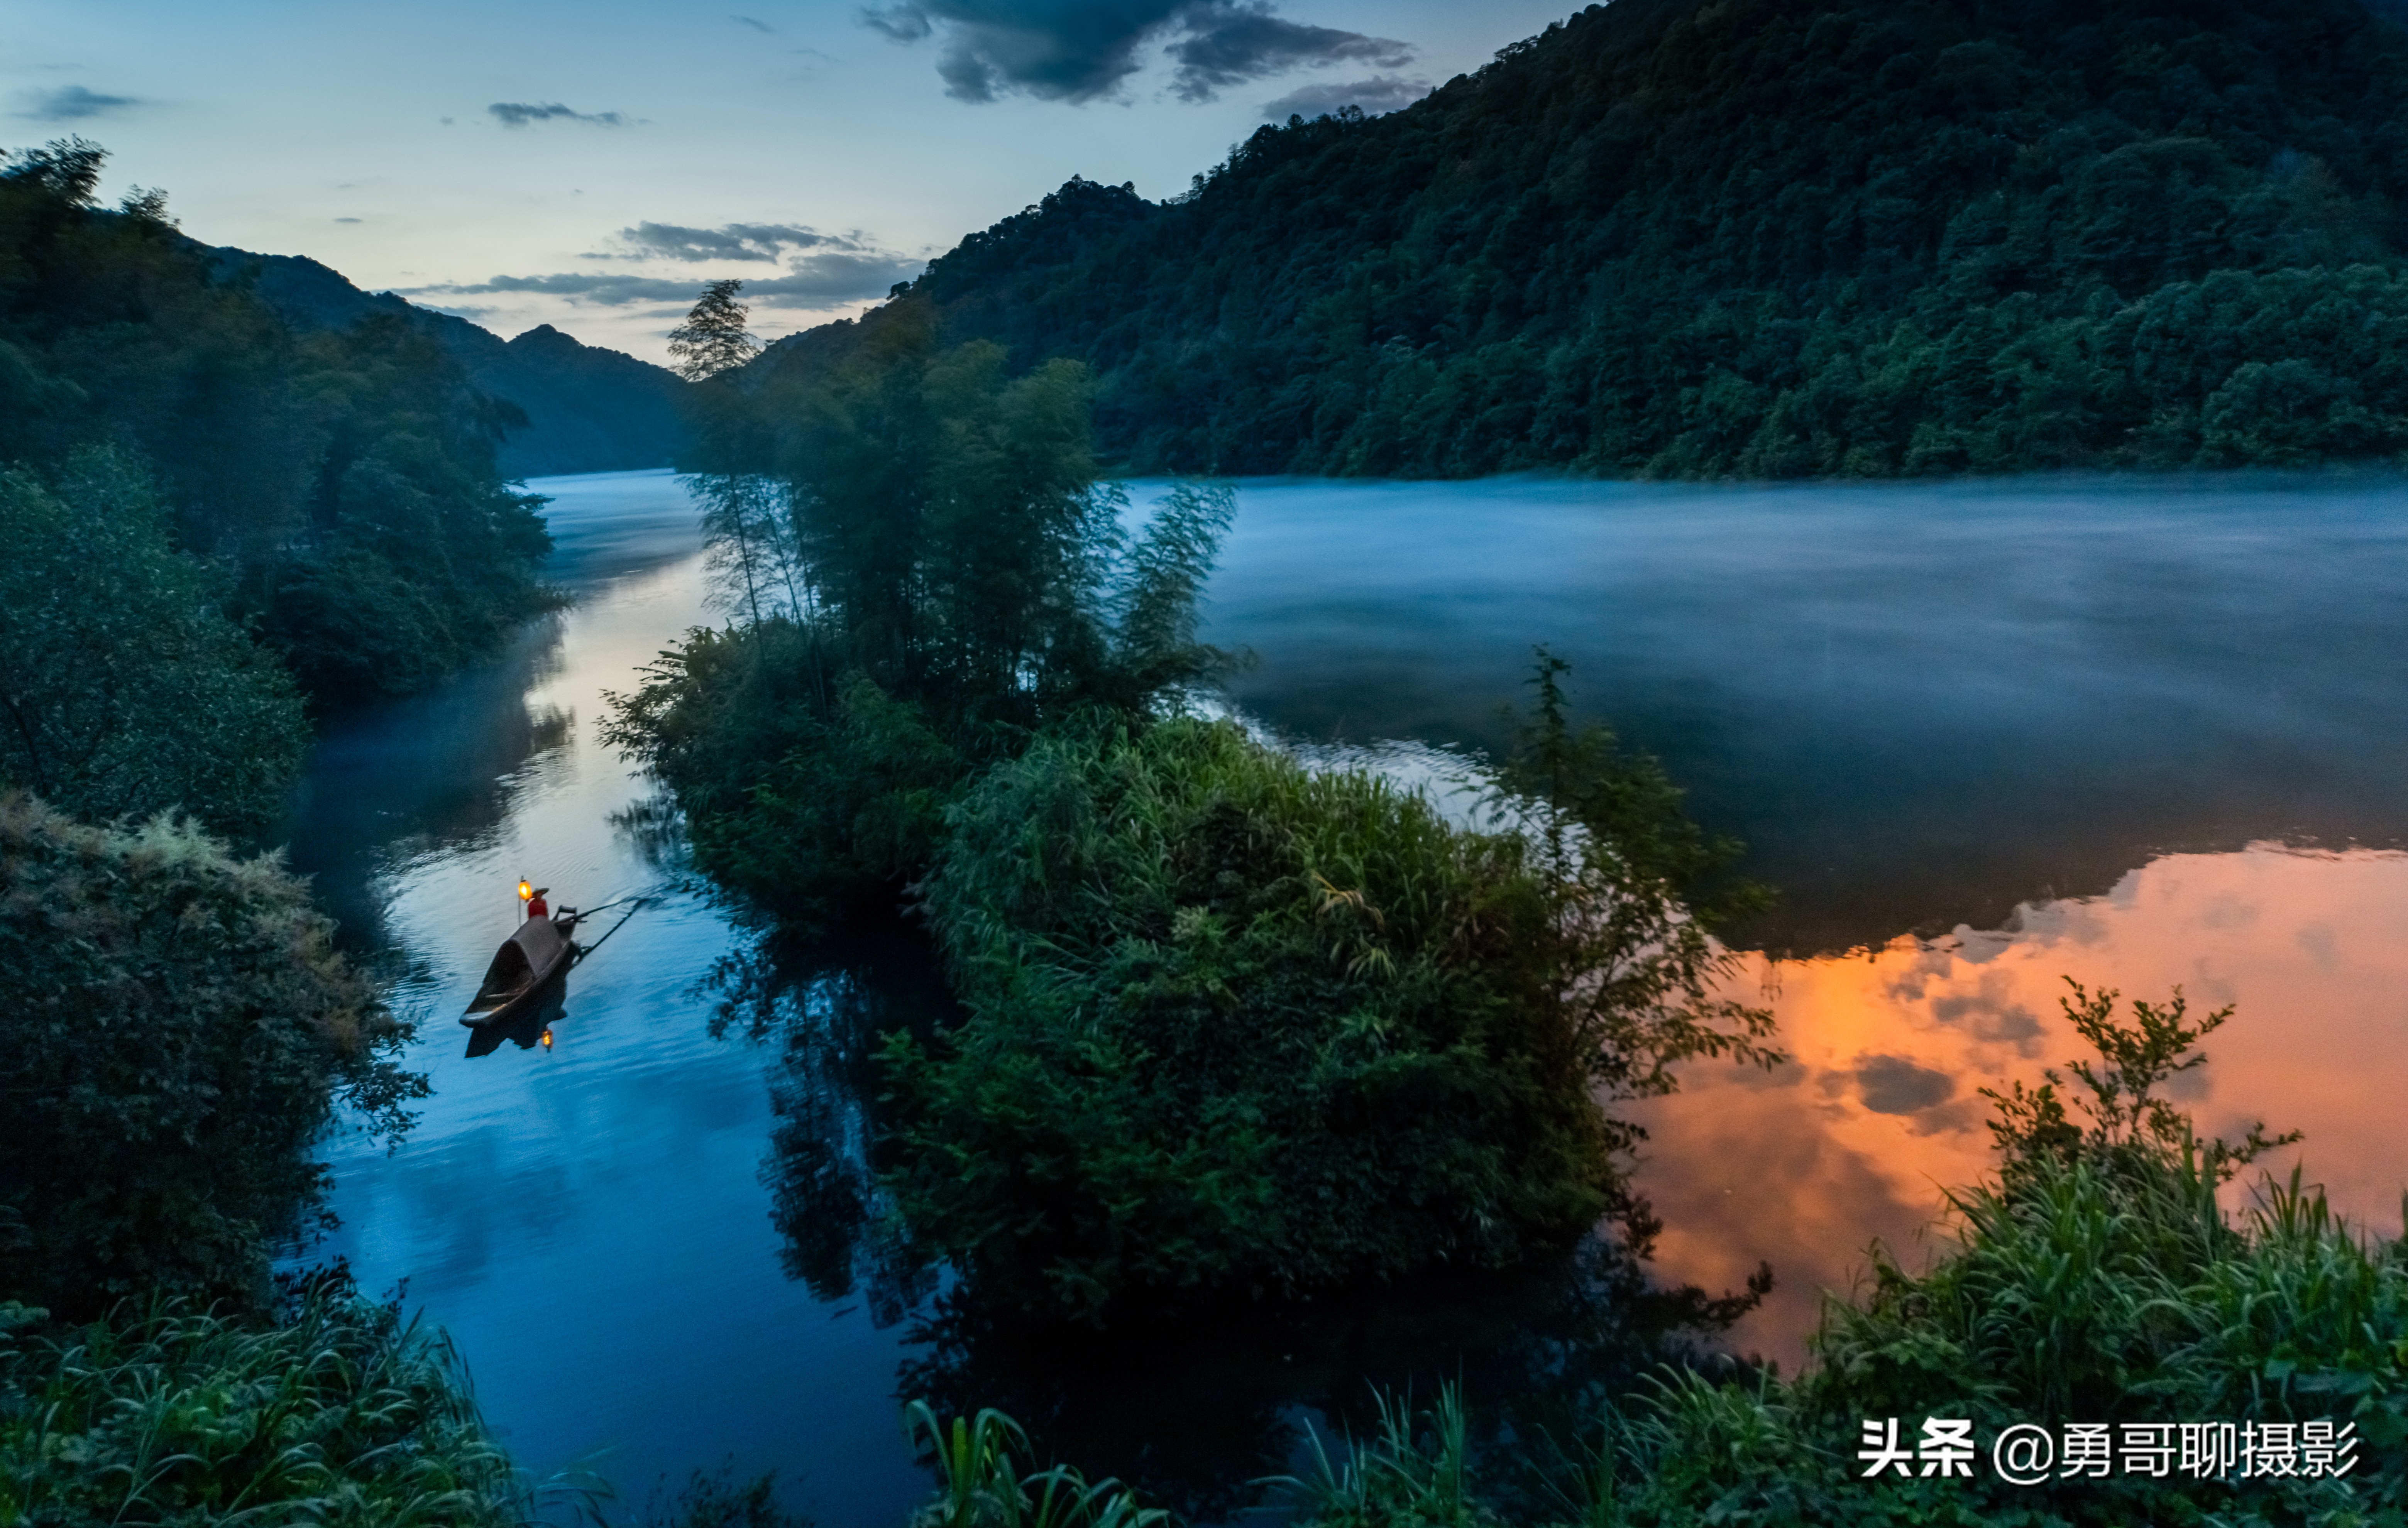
[288,468,2408,1520]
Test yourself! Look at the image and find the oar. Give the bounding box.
[570,892,645,917]
[570,896,650,965]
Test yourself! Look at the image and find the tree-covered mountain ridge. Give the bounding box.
[758,0,2408,477]
[206,247,685,478]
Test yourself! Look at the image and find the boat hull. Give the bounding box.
[461,914,580,1028]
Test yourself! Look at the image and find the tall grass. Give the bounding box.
[0,1293,567,1527]
[902,1400,1164,1528]
[1266,1384,1502,1528]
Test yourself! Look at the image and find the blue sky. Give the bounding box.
[8,0,1576,360]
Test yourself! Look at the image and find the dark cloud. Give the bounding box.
[861,0,1413,104]
[733,13,775,30]
[1164,8,1408,101]
[403,251,920,309]
[488,101,628,128]
[1853,1055,1957,1116]
[595,221,865,262]
[334,216,363,224]
[15,85,139,122]
[1260,73,1428,120]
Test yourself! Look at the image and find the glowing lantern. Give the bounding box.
[541,1027,553,1050]
[518,879,533,903]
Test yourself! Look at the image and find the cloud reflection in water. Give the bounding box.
[1632,844,2408,1369]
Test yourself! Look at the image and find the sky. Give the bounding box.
[7,0,1577,360]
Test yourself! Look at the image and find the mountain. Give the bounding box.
[756,0,2408,477]
[206,248,686,479]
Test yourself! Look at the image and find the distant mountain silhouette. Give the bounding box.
[203,248,685,479]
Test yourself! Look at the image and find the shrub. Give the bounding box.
[882,691,1775,1319]
[0,793,422,1318]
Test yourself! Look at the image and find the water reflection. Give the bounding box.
[1630,844,2408,1370]
[714,920,1774,1522]
[297,472,931,1528]
[706,921,947,1323]
[892,1236,1760,1524]
[1184,473,2408,952]
[285,615,573,947]
[462,973,568,1058]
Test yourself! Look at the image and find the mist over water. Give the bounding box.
[1183,473,2408,952]
[286,468,2408,1521]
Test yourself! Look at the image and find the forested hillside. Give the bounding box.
[218,248,686,477]
[758,0,2408,477]
[0,140,553,720]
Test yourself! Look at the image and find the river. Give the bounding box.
[287,468,2408,1521]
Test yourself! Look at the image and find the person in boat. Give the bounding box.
[526,887,550,920]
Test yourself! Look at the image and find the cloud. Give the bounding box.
[15,85,139,121]
[334,216,363,224]
[592,221,867,262]
[1163,8,1409,102]
[403,252,921,309]
[487,101,628,128]
[733,13,775,30]
[1852,1055,1956,1116]
[1260,73,1428,120]
[861,0,1413,104]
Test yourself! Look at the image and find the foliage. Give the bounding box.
[1269,1384,1505,1528]
[880,676,1776,1319]
[606,314,1235,923]
[0,1292,531,1528]
[0,450,307,841]
[259,313,557,699]
[902,1401,1166,1528]
[0,793,423,1321]
[757,0,2408,477]
[1251,987,2408,1527]
[641,1460,816,1528]
[0,138,553,704]
[671,280,764,383]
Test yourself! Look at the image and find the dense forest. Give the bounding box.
[0,139,557,719]
[753,0,2408,477]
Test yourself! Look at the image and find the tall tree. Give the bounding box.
[667,279,761,383]
[672,280,782,624]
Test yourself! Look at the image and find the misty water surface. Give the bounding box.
[1191,473,2408,952]
[286,468,2408,1521]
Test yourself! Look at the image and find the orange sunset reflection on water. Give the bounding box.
[1628,844,2408,1371]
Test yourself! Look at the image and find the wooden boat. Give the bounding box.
[460,911,581,1028]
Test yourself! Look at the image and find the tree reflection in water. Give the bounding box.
[715,915,1785,1524]
[709,918,944,1324]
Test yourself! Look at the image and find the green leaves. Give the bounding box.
[1,143,553,708]
[0,1293,529,1528]
[885,693,1770,1318]
[786,0,2408,479]
[0,451,308,842]
[0,794,420,1320]
[901,1400,1166,1528]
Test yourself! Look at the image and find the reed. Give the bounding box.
[0,1292,568,1527]
[902,1400,1165,1528]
